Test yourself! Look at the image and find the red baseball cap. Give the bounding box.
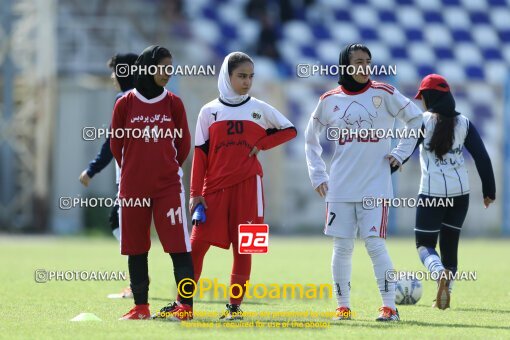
[415,74,450,99]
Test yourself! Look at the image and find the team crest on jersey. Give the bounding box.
[372,96,382,109]
[252,112,261,120]
[340,101,378,128]
[333,105,340,112]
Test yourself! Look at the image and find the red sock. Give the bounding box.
[191,239,210,282]
[230,245,252,305]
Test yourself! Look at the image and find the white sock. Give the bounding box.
[112,227,121,241]
[332,237,354,308]
[424,255,445,279]
[365,237,396,310]
[417,246,446,282]
[449,279,455,293]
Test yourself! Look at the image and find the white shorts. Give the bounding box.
[324,202,389,239]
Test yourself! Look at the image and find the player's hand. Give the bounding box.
[249,146,260,157]
[386,154,402,171]
[483,197,494,208]
[315,182,328,198]
[189,196,208,214]
[79,170,91,187]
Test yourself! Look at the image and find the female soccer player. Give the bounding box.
[189,51,296,319]
[413,74,495,309]
[79,53,137,242]
[79,52,137,300]
[111,45,195,320]
[305,43,423,321]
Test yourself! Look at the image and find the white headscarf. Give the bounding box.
[218,52,253,105]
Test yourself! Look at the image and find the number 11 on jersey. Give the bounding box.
[167,207,182,225]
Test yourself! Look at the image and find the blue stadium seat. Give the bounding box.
[499,30,510,42]
[390,46,408,59]
[423,11,443,23]
[405,29,424,42]
[417,65,436,78]
[378,10,397,23]
[359,27,379,41]
[451,29,472,42]
[465,65,485,79]
[435,47,454,60]
[482,48,502,60]
[311,24,331,40]
[334,9,351,22]
[470,11,491,24]
[301,46,317,59]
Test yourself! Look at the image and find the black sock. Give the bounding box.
[128,252,149,305]
[439,226,461,273]
[170,252,194,307]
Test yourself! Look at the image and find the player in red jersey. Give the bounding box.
[188,52,297,319]
[111,45,194,321]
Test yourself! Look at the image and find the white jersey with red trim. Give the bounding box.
[305,81,423,202]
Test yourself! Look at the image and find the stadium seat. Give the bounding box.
[183,0,509,83]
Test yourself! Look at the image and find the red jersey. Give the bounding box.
[111,89,191,198]
[190,96,296,197]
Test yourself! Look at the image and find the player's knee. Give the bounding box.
[333,237,354,256]
[364,236,386,258]
[170,251,194,268]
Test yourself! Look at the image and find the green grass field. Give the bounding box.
[1,236,510,339]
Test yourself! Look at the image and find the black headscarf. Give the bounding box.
[111,53,138,92]
[338,43,371,92]
[134,45,172,99]
[421,90,460,117]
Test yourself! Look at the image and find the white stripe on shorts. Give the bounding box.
[179,171,191,252]
[442,222,462,230]
[414,228,440,233]
[256,175,263,217]
[118,205,123,253]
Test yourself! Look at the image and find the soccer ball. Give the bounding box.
[395,278,423,305]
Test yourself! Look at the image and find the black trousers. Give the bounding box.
[415,194,469,270]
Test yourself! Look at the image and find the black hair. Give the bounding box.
[346,44,371,63]
[227,52,253,76]
[107,56,116,69]
[428,114,456,160]
[421,89,458,159]
[107,53,138,92]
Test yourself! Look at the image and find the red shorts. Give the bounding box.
[119,191,191,255]
[190,175,264,249]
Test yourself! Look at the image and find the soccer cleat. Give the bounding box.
[435,269,451,310]
[152,301,193,321]
[170,303,193,321]
[119,304,151,320]
[376,307,400,322]
[219,304,244,320]
[152,301,179,319]
[333,306,352,320]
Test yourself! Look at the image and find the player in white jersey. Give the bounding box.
[411,74,495,310]
[305,44,423,321]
